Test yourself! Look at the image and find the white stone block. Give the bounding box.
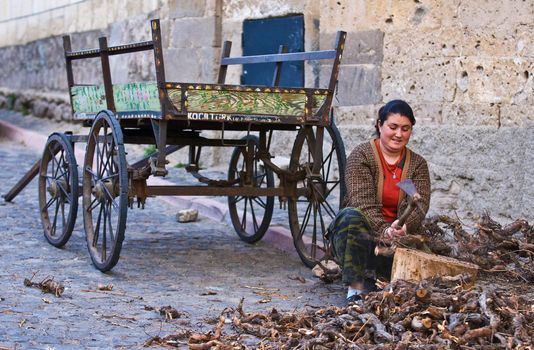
[169,17,216,48]
[326,64,381,106]
[334,105,377,126]
[319,0,458,33]
[454,57,533,104]
[382,57,456,103]
[176,209,199,223]
[456,0,533,29]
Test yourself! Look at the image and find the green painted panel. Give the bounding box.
[167,89,181,110]
[312,95,327,115]
[71,85,106,114]
[113,82,160,112]
[186,89,306,116]
[71,82,160,115]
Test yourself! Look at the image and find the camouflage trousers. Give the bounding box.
[328,207,393,285]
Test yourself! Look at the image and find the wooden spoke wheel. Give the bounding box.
[82,111,128,272]
[38,133,79,247]
[228,135,275,243]
[288,124,346,268]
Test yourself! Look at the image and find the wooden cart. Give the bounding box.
[4,19,347,272]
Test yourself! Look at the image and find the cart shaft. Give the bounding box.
[3,159,40,202]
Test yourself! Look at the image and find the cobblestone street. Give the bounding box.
[0,125,344,349]
[1,0,533,347]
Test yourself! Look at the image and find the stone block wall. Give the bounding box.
[316,0,534,221]
[0,0,533,221]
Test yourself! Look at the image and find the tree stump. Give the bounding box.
[391,248,479,284]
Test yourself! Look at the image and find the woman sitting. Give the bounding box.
[329,99,431,303]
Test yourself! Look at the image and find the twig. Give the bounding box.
[80,289,142,299]
[253,291,289,299]
[105,320,134,329]
[99,314,138,322]
[352,317,371,341]
[242,285,279,292]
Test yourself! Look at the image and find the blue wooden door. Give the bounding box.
[241,15,304,87]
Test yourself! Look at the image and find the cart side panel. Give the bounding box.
[71,85,106,116]
[166,85,329,125]
[187,89,304,116]
[71,82,161,119]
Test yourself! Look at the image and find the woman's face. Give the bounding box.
[378,113,413,154]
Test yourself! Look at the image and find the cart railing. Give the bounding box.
[63,20,166,120]
[64,40,154,60]
[217,38,344,100]
[63,19,346,126]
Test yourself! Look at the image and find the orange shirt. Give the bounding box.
[374,139,404,223]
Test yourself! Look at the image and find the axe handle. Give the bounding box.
[374,200,415,257]
[397,201,415,227]
[375,194,421,257]
[396,193,421,228]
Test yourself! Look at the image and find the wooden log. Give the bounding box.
[415,286,431,303]
[391,248,479,285]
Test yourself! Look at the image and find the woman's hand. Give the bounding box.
[383,220,407,239]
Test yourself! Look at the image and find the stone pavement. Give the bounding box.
[0,111,345,349]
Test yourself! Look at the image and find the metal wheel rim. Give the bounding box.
[82,112,127,272]
[228,136,275,243]
[288,125,346,267]
[38,133,78,247]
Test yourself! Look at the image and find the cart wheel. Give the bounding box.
[38,133,79,247]
[228,135,275,243]
[82,110,128,272]
[288,124,346,268]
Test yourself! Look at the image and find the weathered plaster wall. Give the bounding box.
[0,0,532,221]
[0,0,161,47]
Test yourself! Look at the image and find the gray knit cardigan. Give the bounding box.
[343,140,431,236]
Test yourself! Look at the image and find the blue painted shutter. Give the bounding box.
[242,15,304,87]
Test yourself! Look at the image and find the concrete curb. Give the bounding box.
[0,117,298,257]
[0,119,48,151]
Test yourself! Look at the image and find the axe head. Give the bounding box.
[395,179,424,226]
[396,179,418,197]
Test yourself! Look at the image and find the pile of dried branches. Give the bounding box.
[386,214,534,283]
[144,214,534,349]
[146,276,533,349]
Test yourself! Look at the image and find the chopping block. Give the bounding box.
[391,248,479,285]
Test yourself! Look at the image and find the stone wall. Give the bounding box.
[0,0,533,221]
[316,0,534,221]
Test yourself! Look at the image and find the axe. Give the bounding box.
[375,179,422,257]
[395,179,422,228]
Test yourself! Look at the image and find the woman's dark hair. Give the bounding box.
[375,99,416,135]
